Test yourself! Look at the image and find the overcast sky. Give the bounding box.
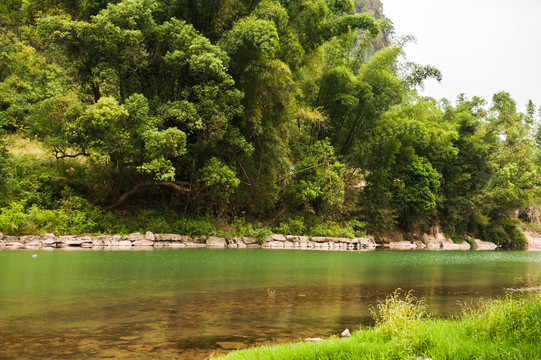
[382,0,541,111]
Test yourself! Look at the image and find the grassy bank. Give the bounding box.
[216,290,541,360]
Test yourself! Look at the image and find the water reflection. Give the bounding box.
[0,249,539,359]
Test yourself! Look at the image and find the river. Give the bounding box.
[0,249,540,359]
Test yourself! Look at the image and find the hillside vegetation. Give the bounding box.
[1,0,541,246]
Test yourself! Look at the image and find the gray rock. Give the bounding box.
[154,234,187,242]
[80,236,93,243]
[43,238,58,247]
[246,243,262,248]
[6,242,24,248]
[355,237,377,248]
[127,233,145,241]
[132,240,154,246]
[168,243,186,248]
[19,235,42,244]
[270,234,286,241]
[241,236,258,244]
[473,239,498,250]
[226,237,247,248]
[328,237,350,243]
[61,236,83,246]
[263,241,284,249]
[206,237,226,248]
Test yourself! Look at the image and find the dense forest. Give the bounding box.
[1,0,541,247]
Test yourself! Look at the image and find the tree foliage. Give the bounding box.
[0,0,539,246]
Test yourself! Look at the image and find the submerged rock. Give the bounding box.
[217,342,247,350]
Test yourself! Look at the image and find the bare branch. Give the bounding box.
[108,181,190,209]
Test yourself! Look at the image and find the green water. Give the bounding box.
[0,249,540,359]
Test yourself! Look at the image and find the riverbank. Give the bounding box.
[216,290,541,360]
[0,230,522,251]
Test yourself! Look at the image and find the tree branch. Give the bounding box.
[108,181,190,209]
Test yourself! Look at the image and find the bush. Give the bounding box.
[309,221,357,238]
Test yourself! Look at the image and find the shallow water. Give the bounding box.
[0,249,540,359]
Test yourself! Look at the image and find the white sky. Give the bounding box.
[382,0,541,112]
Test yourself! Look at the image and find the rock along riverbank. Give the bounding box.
[0,231,506,251]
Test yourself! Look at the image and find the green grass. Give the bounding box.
[216,290,541,360]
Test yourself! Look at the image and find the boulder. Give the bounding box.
[127,233,145,241]
[154,234,189,242]
[310,237,327,243]
[93,235,112,246]
[328,237,350,243]
[227,237,247,248]
[145,231,155,241]
[132,240,154,247]
[19,235,42,244]
[6,242,24,248]
[61,236,83,246]
[111,235,123,246]
[473,239,498,250]
[262,241,284,249]
[43,238,58,246]
[270,234,286,241]
[80,236,93,243]
[246,243,262,248]
[26,240,43,247]
[206,237,227,248]
[241,236,258,244]
[168,243,186,248]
